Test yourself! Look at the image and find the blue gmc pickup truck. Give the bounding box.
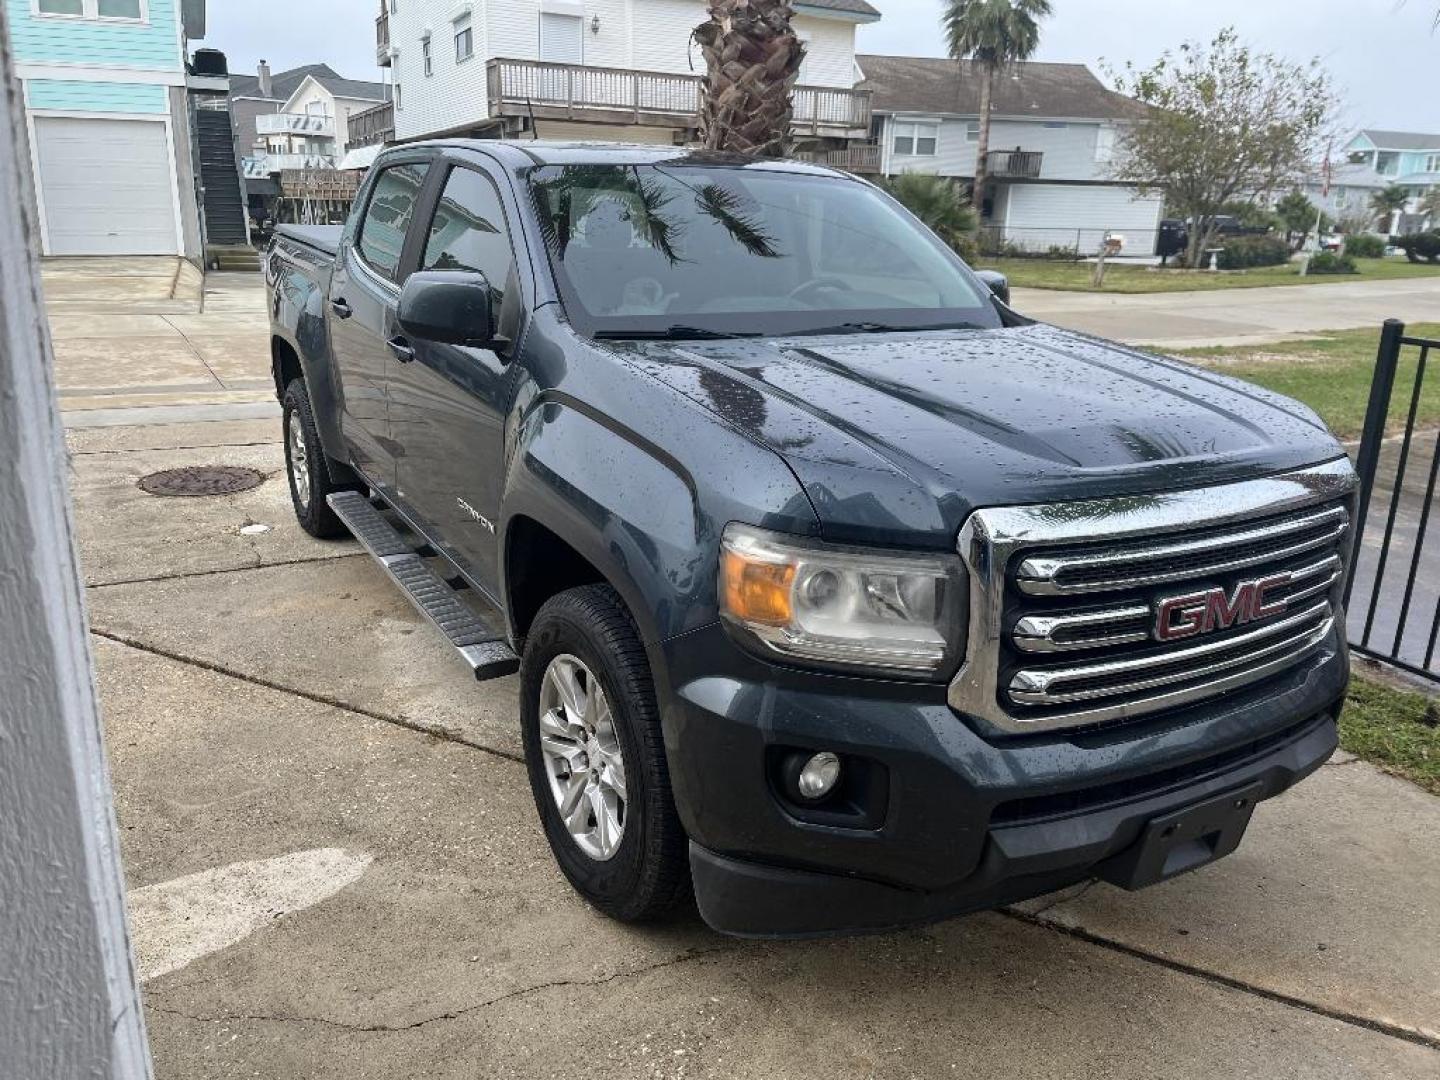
[267,141,1356,937]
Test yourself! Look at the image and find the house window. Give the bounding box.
[1095,125,1116,163]
[539,12,584,64]
[422,37,433,77]
[394,82,402,111]
[454,13,473,63]
[1428,154,1440,173]
[1334,188,1349,208]
[965,120,979,143]
[39,0,144,18]
[389,0,398,11]
[894,121,938,157]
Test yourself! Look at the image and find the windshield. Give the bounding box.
[526,163,1000,339]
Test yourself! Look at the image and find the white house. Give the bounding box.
[372,0,878,148]
[240,67,387,180]
[860,55,1163,255]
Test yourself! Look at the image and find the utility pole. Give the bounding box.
[0,8,154,1079]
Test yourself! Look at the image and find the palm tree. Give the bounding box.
[694,0,805,156]
[1370,184,1410,232]
[1420,187,1440,229]
[942,0,1052,215]
[881,173,978,253]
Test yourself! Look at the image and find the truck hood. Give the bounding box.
[622,323,1346,547]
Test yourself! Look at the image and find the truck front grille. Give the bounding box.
[948,460,1357,736]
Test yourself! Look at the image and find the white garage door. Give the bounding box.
[33,117,178,256]
[1002,183,1164,257]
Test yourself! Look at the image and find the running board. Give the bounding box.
[327,491,519,681]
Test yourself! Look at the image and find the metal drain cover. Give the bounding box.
[138,466,266,497]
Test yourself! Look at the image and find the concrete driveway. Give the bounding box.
[53,270,1440,1077]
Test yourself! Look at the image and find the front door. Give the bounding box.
[388,163,522,599]
[327,159,430,486]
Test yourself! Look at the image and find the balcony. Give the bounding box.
[793,143,881,174]
[485,58,871,138]
[987,149,1044,180]
[256,112,336,138]
[348,101,395,149]
[376,12,391,67]
[242,153,337,179]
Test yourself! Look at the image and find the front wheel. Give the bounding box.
[282,378,346,539]
[520,584,690,922]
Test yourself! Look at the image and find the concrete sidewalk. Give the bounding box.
[52,262,1440,1077]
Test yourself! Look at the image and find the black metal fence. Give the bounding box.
[1345,320,1440,682]
[976,225,1161,260]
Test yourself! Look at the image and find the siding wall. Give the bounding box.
[7,0,182,71]
[393,0,859,139]
[25,78,168,114]
[885,114,1114,184]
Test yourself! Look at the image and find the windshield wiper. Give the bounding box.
[782,320,983,337]
[593,325,763,341]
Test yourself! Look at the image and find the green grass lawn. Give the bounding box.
[984,256,1440,294]
[1342,675,1440,795]
[1172,323,1440,440]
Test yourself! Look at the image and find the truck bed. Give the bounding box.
[274,224,343,258]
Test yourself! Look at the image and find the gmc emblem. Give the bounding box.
[1154,573,1292,642]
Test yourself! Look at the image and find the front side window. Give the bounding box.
[357,161,429,282]
[423,169,515,308]
[894,121,938,157]
[528,163,995,339]
[455,13,473,62]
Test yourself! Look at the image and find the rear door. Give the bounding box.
[387,160,526,599]
[327,156,432,488]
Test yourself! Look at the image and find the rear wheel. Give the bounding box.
[282,378,346,539]
[520,584,690,922]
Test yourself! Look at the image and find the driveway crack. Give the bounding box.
[145,946,734,1034]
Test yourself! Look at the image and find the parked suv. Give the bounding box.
[267,142,1355,936]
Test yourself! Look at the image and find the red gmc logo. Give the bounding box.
[1153,573,1293,642]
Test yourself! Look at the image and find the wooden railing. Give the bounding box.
[793,143,881,173]
[485,58,871,134]
[348,102,394,149]
[987,149,1044,179]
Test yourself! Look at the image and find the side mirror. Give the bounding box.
[397,270,495,347]
[975,269,1010,306]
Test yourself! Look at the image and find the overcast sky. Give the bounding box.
[206,0,1438,133]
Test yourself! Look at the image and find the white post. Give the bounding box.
[0,9,154,1079]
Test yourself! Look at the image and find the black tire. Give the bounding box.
[282,378,346,539]
[520,584,691,922]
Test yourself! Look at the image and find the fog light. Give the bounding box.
[796,752,842,801]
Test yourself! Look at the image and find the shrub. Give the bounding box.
[1343,233,1386,258]
[1216,234,1291,269]
[1308,251,1358,275]
[880,173,977,258]
[1392,231,1440,264]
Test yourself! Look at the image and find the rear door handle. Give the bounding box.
[330,298,352,318]
[387,337,416,363]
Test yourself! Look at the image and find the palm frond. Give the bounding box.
[694,183,782,258]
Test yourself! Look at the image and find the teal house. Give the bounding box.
[10,0,209,255]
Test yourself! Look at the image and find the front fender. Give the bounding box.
[500,392,818,648]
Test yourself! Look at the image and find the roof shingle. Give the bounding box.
[1359,129,1440,151]
[857,54,1146,122]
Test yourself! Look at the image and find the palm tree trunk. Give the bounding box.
[694,0,804,156]
[972,62,995,219]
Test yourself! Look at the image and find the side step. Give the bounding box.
[327,491,520,681]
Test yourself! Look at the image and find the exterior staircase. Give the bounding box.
[195,108,250,250]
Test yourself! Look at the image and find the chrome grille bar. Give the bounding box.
[1009,601,1332,705]
[948,458,1358,736]
[1016,505,1348,596]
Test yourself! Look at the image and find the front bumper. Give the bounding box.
[655,623,1347,938]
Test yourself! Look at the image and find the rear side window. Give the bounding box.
[422,168,515,304]
[357,162,430,282]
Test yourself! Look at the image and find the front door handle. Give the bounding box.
[387,337,416,363]
[330,298,352,319]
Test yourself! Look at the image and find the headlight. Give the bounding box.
[719,523,966,676]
